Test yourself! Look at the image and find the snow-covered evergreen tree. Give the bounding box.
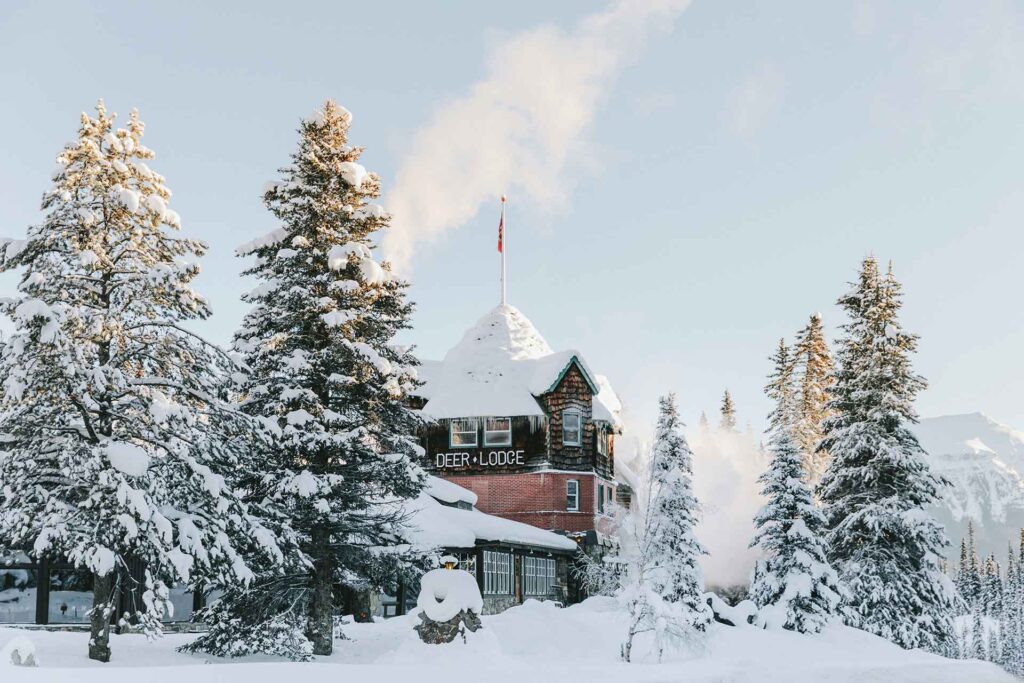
[981,554,1003,617]
[719,389,737,432]
[0,102,279,662]
[970,607,985,660]
[186,101,425,658]
[817,257,957,652]
[792,313,833,486]
[748,341,843,633]
[617,394,711,662]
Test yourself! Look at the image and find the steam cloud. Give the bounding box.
[382,0,692,272]
[689,427,768,589]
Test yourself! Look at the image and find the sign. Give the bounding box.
[435,449,526,469]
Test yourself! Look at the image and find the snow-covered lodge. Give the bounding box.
[0,304,624,625]
[409,304,627,609]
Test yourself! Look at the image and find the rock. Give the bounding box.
[415,609,482,644]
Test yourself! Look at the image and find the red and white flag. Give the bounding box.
[497,196,506,253]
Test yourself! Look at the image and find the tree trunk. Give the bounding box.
[89,571,117,662]
[307,531,334,656]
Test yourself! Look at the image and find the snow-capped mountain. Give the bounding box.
[915,413,1024,558]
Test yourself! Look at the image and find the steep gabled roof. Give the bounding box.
[414,305,622,429]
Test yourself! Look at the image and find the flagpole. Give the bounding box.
[500,195,507,306]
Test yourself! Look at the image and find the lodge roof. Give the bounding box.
[402,476,578,553]
[414,305,622,429]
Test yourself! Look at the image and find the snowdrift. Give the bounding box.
[0,597,1011,682]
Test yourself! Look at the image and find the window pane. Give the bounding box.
[450,418,478,446]
[0,566,37,624]
[49,569,94,624]
[165,585,196,623]
[484,417,511,446]
[562,412,581,445]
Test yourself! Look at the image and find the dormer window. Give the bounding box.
[562,410,582,446]
[596,427,607,456]
[450,418,479,447]
[484,417,512,446]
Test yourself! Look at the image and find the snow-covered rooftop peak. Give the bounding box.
[416,304,621,428]
[443,304,553,365]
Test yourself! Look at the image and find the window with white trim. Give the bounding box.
[449,418,479,447]
[596,428,607,456]
[566,479,579,511]
[483,417,512,446]
[457,553,477,576]
[524,557,557,596]
[562,410,582,446]
[483,550,512,595]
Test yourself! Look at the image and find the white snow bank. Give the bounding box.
[417,568,483,622]
[0,637,37,667]
[0,598,1012,682]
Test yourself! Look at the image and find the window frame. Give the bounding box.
[483,417,512,447]
[566,479,579,511]
[524,556,557,596]
[449,418,479,448]
[596,426,607,456]
[562,409,582,447]
[483,550,512,595]
[597,484,605,514]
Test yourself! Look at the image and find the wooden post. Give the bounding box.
[34,558,50,625]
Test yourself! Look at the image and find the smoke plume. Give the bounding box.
[382,0,692,272]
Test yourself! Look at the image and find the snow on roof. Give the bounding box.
[424,475,478,507]
[403,475,577,553]
[416,304,622,429]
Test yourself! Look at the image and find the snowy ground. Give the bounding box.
[0,598,1014,682]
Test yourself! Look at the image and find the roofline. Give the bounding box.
[537,354,599,396]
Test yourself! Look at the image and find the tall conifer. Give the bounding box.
[818,257,957,652]
[0,103,277,662]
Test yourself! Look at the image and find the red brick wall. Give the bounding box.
[443,472,616,534]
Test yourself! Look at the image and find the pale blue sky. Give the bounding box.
[1,1,1021,435]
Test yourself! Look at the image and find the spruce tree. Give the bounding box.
[188,101,425,658]
[618,394,711,662]
[0,102,277,662]
[792,313,833,486]
[817,257,957,652]
[749,340,843,633]
[719,389,737,431]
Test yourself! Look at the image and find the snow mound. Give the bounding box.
[1,636,38,667]
[417,569,483,622]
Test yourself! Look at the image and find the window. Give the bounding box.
[562,410,582,446]
[483,417,512,446]
[596,428,607,456]
[597,484,604,514]
[456,553,477,576]
[566,479,579,511]
[607,485,614,509]
[483,550,512,595]
[524,557,557,596]
[449,418,479,447]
